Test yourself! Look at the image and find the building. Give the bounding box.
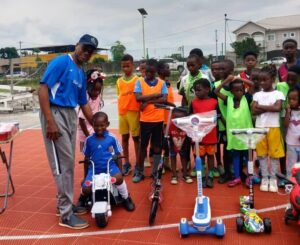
[233,14,300,60]
[0,44,108,74]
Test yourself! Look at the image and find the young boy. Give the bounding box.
[76,112,135,213]
[278,39,300,82]
[133,59,168,183]
[190,78,218,188]
[214,59,234,183]
[116,54,140,176]
[179,54,209,107]
[239,51,258,81]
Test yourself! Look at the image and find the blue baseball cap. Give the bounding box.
[78,34,98,49]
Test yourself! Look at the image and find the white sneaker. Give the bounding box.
[144,161,151,168]
[269,178,278,192]
[260,177,269,192]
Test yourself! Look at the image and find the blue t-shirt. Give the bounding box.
[83,131,122,173]
[134,77,168,94]
[41,54,88,107]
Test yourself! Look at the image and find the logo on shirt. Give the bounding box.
[97,144,102,149]
[72,79,82,89]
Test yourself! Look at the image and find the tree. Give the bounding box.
[92,57,105,65]
[0,47,19,59]
[231,38,260,58]
[110,41,126,62]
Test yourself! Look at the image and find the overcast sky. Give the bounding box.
[0,0,299,59]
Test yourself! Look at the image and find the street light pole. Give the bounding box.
[138,8,148,59]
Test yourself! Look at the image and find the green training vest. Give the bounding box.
[214,80,233,131]
[226,96,253,150]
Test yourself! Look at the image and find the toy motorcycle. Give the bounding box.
[80,155,124,228]
[276,163,300,226]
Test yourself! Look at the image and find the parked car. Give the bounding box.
[5,71,28,78]
[159,58,185,73]
[260,57,287,65]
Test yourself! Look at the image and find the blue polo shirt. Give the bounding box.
[83,131,122,173]
[41,54,88,107]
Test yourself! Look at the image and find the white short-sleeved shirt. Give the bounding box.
[253,90,285,127]
[286,110,300,146]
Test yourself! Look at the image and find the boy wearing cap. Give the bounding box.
[39,34,98,229]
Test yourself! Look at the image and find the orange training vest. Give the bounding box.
[117,76,140,115]
[139,78,165,122]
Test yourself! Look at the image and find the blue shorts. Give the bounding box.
[82,163,121,188]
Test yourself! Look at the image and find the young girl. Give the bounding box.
[251,65,285,192]
[77,69,104,177]
[169,109,193,184]
[284,88,300,179]
[215,76,253,187]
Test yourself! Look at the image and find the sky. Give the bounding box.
[0,0,300,59]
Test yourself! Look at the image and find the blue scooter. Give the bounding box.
[174,111,225,238]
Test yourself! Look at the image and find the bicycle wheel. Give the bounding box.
[149,198,159,226]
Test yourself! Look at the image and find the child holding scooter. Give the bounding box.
[76,112,135,213]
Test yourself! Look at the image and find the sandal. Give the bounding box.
[183,175,193,184]
[170,176,178,185]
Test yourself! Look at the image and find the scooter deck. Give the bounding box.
[192,196,211,229]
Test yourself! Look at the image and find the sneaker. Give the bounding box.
[123,195,135,211]
[277,179,285,188]
[269,178,278,192]
[56,204,87,217]
[260,177,269,192]
[132,171,144,183]
[144,160,151,168]
[212,167,220,178]
[170,176,178,185]
[218,173,230,184]
[252,175,261,184]
[183,175,193,184]
[206,177,214,188]
[59,214,89,229]
[228,178,241,187]
[190,167,197,177]
[217,165,225,176]
[122,162,132,176]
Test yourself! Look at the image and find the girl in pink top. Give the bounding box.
[77,69,104,176]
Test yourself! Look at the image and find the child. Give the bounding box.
[116,54,140,176]
[284,88,300,179]
[133,59,168,183]
[77,69,104,178]
[239,51,258,80]
[76,112,135,212]
[278,39,300,82]
[158,60,175,171]
[248,68,261,95]
[214,59,235,183]
[179,54,209,107]
[190,78,218,188]
[215,76,253,187]
[169,108,193,184]
[251,65,285,192]
[276,65,300,183]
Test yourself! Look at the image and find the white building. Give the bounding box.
[233,14,300,60]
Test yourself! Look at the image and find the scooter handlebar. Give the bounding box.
[154,103,188,113]
[231,128,268,135]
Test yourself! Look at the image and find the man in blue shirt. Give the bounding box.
[38,34,98,229]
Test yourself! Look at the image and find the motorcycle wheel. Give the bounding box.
[149,199,159,226]
[95,213,108,228]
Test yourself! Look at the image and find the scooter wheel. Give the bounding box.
[95,213,108,228]
[180,233,188,238]
[149,199,159,226]
[236,217,244,233]
[263,218,272,234]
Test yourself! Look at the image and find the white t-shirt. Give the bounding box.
[286,110,300,146]
[253,90,285,127]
